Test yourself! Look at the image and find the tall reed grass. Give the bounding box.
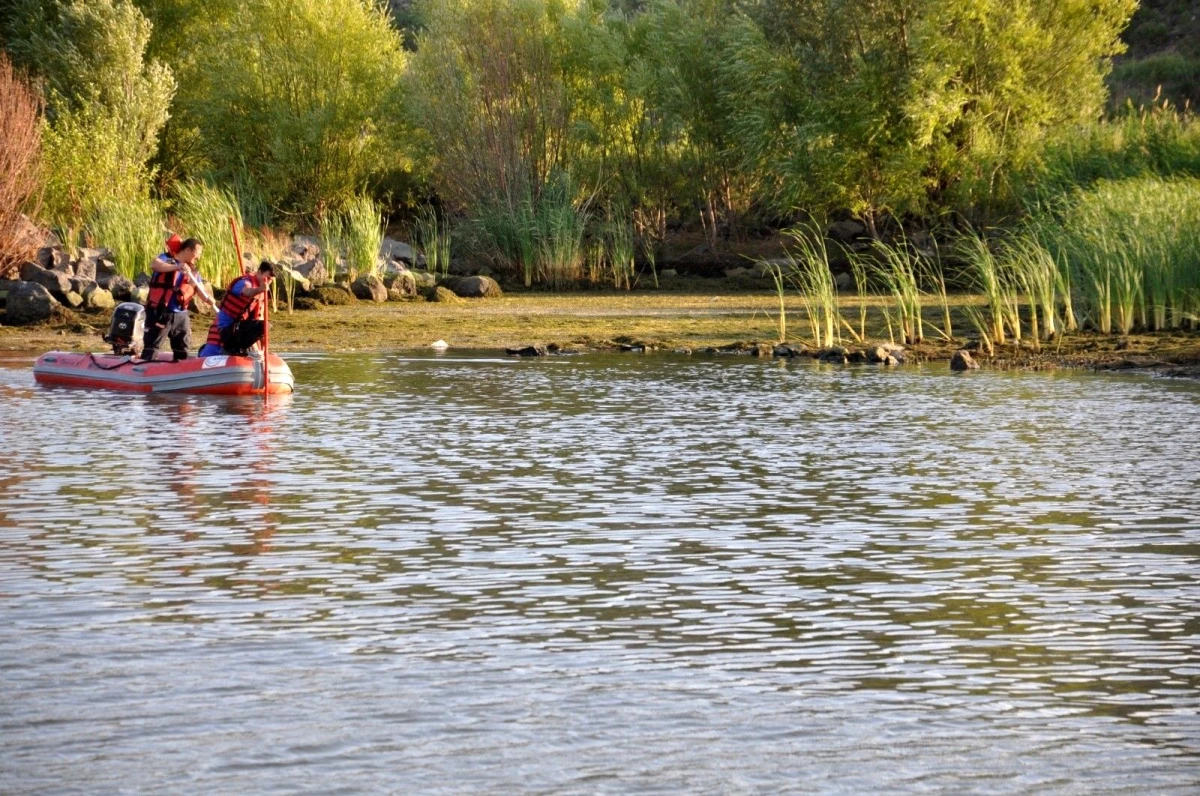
[87,197,165,279]
[760,222,839,348]
[341,195,385,278]
[173,180,244,288]
[476,179,588,288]
[1037,177,1200,333]
[414,205,451,277]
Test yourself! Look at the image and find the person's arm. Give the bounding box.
[150,254,180,273]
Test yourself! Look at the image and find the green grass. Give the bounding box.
[172,180,244,288]
[1037,176,1200,334]
[341,195,385,278]
[87,197,165,279]
[414,205,452,278]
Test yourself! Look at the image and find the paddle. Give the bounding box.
[227,215,268,397]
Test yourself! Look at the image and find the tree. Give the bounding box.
[181,0,409,218]
[2,0,175,227]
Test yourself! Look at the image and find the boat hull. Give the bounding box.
[33,352,294,395]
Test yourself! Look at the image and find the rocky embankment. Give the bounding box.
[0,236,506,328]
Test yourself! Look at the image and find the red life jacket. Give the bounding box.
[204,274,263,348]
[146,256,196,314]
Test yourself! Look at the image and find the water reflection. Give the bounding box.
[1,352,1199,791]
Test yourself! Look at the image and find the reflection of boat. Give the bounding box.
[33,351,294,395]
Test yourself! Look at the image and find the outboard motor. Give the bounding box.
[105,302,146,357]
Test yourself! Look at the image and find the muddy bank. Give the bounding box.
[3,291,1198,375]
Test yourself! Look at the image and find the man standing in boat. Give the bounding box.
[198,260,275,358]
[142,237,218,361]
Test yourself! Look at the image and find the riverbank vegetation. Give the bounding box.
[1,0,1198,354]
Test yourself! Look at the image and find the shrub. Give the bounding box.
[0,53,42,277]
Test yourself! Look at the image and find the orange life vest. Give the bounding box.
[146,256,196,314]
[204,274,263,348]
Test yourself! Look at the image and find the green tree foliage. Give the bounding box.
[2,0,175,227]
[168,0,408,217]
[408,0,581,212]
[743,0,1136,226]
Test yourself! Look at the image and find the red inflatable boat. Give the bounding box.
[33,351,294,395]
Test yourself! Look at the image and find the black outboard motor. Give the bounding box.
[105,302,146,357]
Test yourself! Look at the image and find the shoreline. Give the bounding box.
[3,291,1199,376]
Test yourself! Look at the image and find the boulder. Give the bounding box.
[950,350,979,371]
[37,246,72,273]
[660,268,678,279]
[724,266,752,279]
[83,283,115,310]
[20,262,72,299]
[103,274,135,302]
[450,275,502,299]
[4,281,57,325]
[412,270,437,290]
[506,345,548,357]
[380,238,415,263]
[430,286,462,303]
[291,235,322,260]
[351,274,387,302]
[63,290,84,308]
[817,345,849,364]
[134,272,151,287]
[0,278,16,308]
[131,285,149,304]
[72,249,106,282]
[312,285,357,306]
[834,272,853,291]
[293,259,328,288]
[69,277,90,295]
[869,343,905,364]
[773,343,806,358]
[383,269,417,296]
[826,220,867,241]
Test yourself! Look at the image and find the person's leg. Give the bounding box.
[169,312,192,361]
[222,320,264,355]
[142,310,168,359]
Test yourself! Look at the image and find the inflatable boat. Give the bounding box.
[33,351,294,395]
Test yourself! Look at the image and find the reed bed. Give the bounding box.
[341,195,385,278]
[476,182,589,288]
[414,205,452,278]
[1037,177,1200,334]
[173,180,244,288]
[87,197,165,279]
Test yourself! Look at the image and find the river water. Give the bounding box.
[1,351,1198,793]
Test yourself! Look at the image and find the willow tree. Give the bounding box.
[407,0,583,213]
[744,0,1137,227]
[180,0,408,218]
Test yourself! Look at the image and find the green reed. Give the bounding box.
[341,195,385,279]
[87,197,165,279]
[1037,177,1200,333]
[776,221,838,348]
[414,205,452,278]
[173,180,243,288]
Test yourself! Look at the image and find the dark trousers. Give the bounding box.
[220,319,265,355]
[143,310,192,361]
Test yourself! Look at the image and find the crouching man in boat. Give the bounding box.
[198,261,275,358]
[143,237,219,361]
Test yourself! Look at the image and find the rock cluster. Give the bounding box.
[2,245,122,325]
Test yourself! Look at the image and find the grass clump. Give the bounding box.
[341,195,385,278]
[1038,176,1200,334]
[87,197,165,279]
[173,180,244,288]
[414,205,452,278]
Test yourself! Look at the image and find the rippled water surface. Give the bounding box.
[2,351,1199,793]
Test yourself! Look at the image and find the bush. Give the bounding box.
[6,0,173,230]
[0,53,42,277]
[183,0,408,218]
